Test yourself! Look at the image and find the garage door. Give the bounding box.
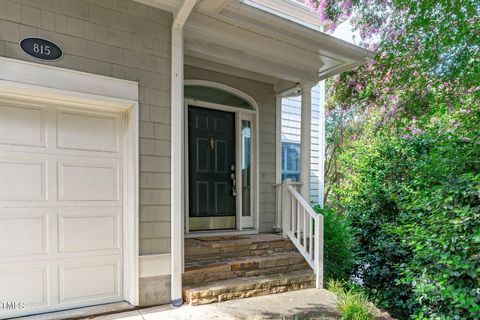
[0,98,125,318]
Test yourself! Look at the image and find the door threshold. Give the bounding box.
[185,229,258,238]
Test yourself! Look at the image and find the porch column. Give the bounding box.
[300,82,314,200]
[318,80,326,208]
[170,0,198,307]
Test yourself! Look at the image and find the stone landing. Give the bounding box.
[183,234,315,305]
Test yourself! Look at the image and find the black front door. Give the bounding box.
[188,106,236,231]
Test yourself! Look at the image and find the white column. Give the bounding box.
[300,83,314,200]
[275,94,282,231]
[170,0,198,307]
[170,25,185,307]
[318,80,326,208]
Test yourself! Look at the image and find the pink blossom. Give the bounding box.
[360,30,366,40]
[409,127,423,135]
[466,86,480,94]
[340,0,353,10]
[329,23,338,32]
[439,82,449,89]
[388,95,397,102]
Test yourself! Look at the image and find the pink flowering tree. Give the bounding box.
[306,0,479,122]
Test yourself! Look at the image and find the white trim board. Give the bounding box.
[139,254,171,278]
[0,57,140,308]
[0,57,138,101]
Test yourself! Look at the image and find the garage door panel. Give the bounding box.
[58,162,120,201]
[59,208,121,253]
[0,212,48,256]
[0,159,46,201]
[57,109,120,153]
[0,264,50,309]
[0,103,46,148]
[1,101,127,317]
[59,257,122,304]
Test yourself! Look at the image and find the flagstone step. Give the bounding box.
[183,252,309,285]
[183,269,316,305]
[184,234,296,263]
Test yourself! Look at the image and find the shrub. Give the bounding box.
[331,106,480,319]
[313,205,357,282]
[327,279,376,320]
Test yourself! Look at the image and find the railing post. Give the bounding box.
[314,215,324,288]
[281,182,291,238]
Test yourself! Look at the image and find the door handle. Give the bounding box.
[209,137,215,150]
[231,164,237,197]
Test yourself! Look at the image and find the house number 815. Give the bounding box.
[33,43,51,55]
[20,37,63,61]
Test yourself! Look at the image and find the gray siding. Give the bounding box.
[281,83,324,203]
[0,0,172,255]
[184,65,277,232]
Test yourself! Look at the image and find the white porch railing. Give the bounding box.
[281,182,324,288]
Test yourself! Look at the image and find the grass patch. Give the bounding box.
[326,280,376,320]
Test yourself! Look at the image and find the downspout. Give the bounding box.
[171,0,197,307]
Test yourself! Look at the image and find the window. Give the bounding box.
[241,120,252,219]
[281,142,300,182]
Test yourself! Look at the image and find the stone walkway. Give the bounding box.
[88,289,340,320]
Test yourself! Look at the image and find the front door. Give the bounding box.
[188,106,236,231]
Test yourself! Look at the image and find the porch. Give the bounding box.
[166,0,372,307]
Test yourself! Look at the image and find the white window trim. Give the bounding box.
[0,57,140,306]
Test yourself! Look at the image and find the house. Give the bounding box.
[0,0,371,318]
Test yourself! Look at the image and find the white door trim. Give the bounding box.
[0,57,140,307]
[184,84,259,235]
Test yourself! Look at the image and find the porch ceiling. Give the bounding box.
[135,0,374,83]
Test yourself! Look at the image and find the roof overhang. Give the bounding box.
[135,0,374,84]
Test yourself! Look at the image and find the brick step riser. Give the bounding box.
[185,241,296,263]
[184,278,315,305]
[183,260,309,286]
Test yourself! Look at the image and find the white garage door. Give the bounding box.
[0,98,126,318]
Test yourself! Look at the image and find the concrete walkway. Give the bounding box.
[88,289,340,320]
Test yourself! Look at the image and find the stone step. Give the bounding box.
[185,234,296,263]
[183,252,309,285]
[183,269,316,305]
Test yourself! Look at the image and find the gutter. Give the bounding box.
[171,0,198,307]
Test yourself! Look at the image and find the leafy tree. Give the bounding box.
[306,0,480,319]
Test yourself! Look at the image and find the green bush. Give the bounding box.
[327,279,376,320]
[331,106,480,319]
[313,205,357,282]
